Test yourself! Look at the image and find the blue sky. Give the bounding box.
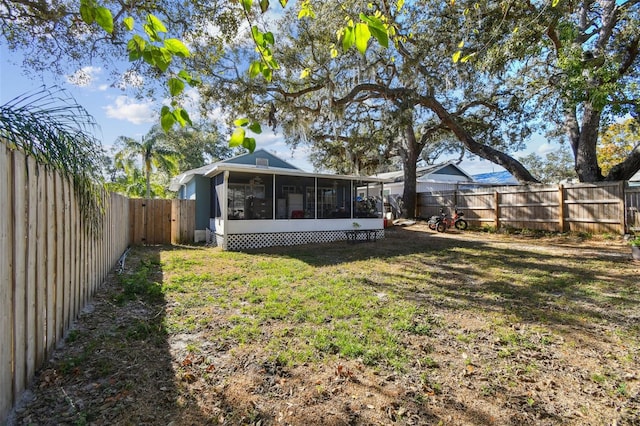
[1,43,313,169]
[1,43,558,176]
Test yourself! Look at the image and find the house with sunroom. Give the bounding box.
[169,149,389,250]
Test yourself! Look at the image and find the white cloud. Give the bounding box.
[254,131,313,170]
[66,66,103,88]
[536,142,559,155]
[103,96,155,124]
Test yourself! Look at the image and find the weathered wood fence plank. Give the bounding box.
[0,145,133,423]
[418,181,635,234]
[1,141,197,423]
[0,145,13,420]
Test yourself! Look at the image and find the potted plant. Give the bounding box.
[630,236,640,261]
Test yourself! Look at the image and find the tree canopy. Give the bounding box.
[198,0,541,216]
[3,0,639,202]
[519,146,577,184]
[459,0,640,181]
[598,118,640,176]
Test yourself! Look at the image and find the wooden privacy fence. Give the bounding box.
[129,198,195,245]
[418,181,637,234]
[0,145,130,422]
[626,186,640,233]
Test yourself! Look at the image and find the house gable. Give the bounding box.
[221,149,300,170]
[430,164,473,181]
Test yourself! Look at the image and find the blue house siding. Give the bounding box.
[192,175,211,230]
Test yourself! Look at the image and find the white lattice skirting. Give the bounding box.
[222,230,385,251]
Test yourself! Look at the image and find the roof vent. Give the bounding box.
[256,158,269,168]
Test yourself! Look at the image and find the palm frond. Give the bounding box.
[0,86,106,233]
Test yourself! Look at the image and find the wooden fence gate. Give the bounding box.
[129,199,195,245]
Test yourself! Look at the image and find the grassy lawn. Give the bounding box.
[14,225,640,425]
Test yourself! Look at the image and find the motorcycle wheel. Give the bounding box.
[428,224,436,230]
[436,222,446,232]
[455,219,468,230]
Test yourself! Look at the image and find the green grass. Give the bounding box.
[157,248,445,371]
[150,232,639,379]
[37,228,640,425]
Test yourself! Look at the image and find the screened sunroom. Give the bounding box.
[169,150,388,250]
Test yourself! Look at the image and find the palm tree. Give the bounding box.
[114,126,179,198]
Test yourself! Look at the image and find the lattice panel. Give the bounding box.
[225,230,384,251]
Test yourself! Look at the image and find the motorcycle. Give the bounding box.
[427,207,468,232]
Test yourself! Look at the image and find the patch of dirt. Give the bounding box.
[7,227,640,425]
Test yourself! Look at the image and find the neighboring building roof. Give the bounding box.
[374,162,475,183]
[472,170,519,185]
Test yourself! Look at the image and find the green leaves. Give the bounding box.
[95,7,113,33]
[144,14,167,42]
[298,0,316,19]
[354,23,371,54]
[160,106,192,132]
[79,0,113,33]
[77,2,196,134]
[241,0,252,12]
[230,119,262,153]
[168,78,185,97]
[240,0,286,14]
[359,13,388,48]
[121,12,196,131]
[342,26,356,52]
[452,40,475,63]
[340,13,391,55]
[123,16,134,31]
[165,39,190,58]
[249,26,278,81]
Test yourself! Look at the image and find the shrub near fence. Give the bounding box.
[418,181,637,234]
[0,145,131,422]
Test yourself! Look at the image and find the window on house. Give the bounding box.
[227,172,273,220]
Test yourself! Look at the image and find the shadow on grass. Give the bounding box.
[253,226,640,337]
[16,230,637,425]
[13,246,229,425]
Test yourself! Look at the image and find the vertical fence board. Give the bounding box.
[35,162,47,368]
[0,145,14,421]
[171,200,178,244]
[69,188,80,325]
[418,181,632,234]
[127,198,184,245]
[63,177,72,331]
[55,173,64,342]
[25,157,38,382]
[46,169,56,357]
[80,211,86,306]
[12,153,27,398]
[626,186,640,233]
